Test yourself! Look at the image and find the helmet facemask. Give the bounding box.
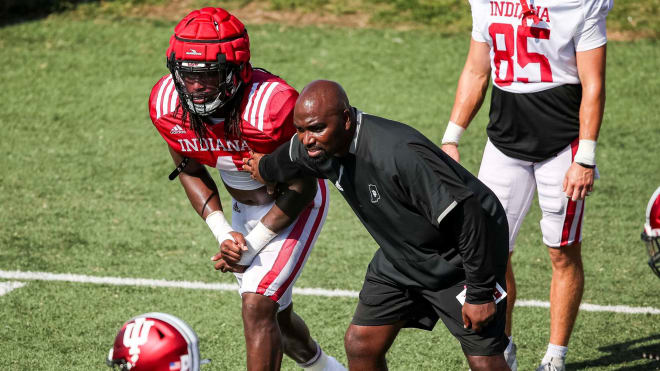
[642,231,660,279]
[642,187,660,279]
[106,351,131,370]
[168,53,243,117]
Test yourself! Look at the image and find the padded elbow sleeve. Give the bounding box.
[274,179,317,219]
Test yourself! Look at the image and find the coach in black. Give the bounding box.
[241,80,510,370]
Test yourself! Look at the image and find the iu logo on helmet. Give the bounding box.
[122,318,155,364]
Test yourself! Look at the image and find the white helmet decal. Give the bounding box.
[122,318,155,365]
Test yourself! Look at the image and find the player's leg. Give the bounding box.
[237,180,341,370]
[277,303,317,363]
[274,181,344,370]
[534,140,587,369]
[548,241,584,344]
[344,322,405,370]
[277,302,345,370]
[503,253,517,369]
[231,199,286,371]
[241,292,283,371]
[504,253,516,335]
[478,139,535,371]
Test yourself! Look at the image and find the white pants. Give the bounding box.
[478,139,593,251]
[232,179,329,311]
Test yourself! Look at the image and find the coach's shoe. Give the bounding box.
[504,341,518,371]
[536,357,565,371]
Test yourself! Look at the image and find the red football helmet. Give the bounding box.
[106,313,207,371]
[642,186,660,278]
[166,7,252,116]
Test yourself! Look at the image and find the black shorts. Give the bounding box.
[352,266,508,356]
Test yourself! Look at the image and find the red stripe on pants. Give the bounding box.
[271,180,328,300]
[256,179,328,298]
[560,139,580,246]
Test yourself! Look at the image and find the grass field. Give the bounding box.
[1,3,660,371]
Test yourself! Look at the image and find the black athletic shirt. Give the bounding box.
[259,110,509,304]
[487,84,582,162]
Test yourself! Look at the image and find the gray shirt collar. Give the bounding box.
[349,109,363,155]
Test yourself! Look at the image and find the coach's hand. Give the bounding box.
[462,301,496,333]
[563,162,595,201]
[243,151,277,195]
[441,143,461,163]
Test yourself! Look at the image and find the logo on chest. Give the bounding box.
[369,184,380,204]
[170,125,186,134]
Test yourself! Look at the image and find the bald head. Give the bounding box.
[293,80,355,159]
[296,80,350,118]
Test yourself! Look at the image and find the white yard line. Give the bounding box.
[1,270,658,314]
[0,281,26,296]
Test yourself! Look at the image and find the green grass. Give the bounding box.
[7,0,658,38]
[1,7,660,371]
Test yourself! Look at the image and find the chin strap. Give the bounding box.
[169,157,190,181]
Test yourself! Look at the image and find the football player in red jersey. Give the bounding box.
[148,8,345,371]
[441,0,611,370]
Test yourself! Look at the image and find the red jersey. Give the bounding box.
[149,69,298,172]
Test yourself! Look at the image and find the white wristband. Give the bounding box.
[574,139,597,166]
[441,121,465,145]
[238,222,278,265]
[205,211,234,244]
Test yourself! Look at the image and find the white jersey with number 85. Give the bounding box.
[469,0,613,94]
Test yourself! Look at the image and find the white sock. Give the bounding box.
[542,343,568,364]
[298,343,347,371]
[505,336,514,353]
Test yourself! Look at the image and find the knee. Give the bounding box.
[242,293,278,327]
[344,326,383,360]
[549,242,583,270]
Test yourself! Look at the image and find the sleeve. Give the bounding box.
[400,144,495,303]
[469,0,488,43]
[447,196,496,304]
[262,87,298,147]
[148,75,177,125]
[259,135,327,183]
[449,196,497,304]
[574,0,612,52]
[148,78,163,125]
[148,76,181,151]
[396,143,473,228]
